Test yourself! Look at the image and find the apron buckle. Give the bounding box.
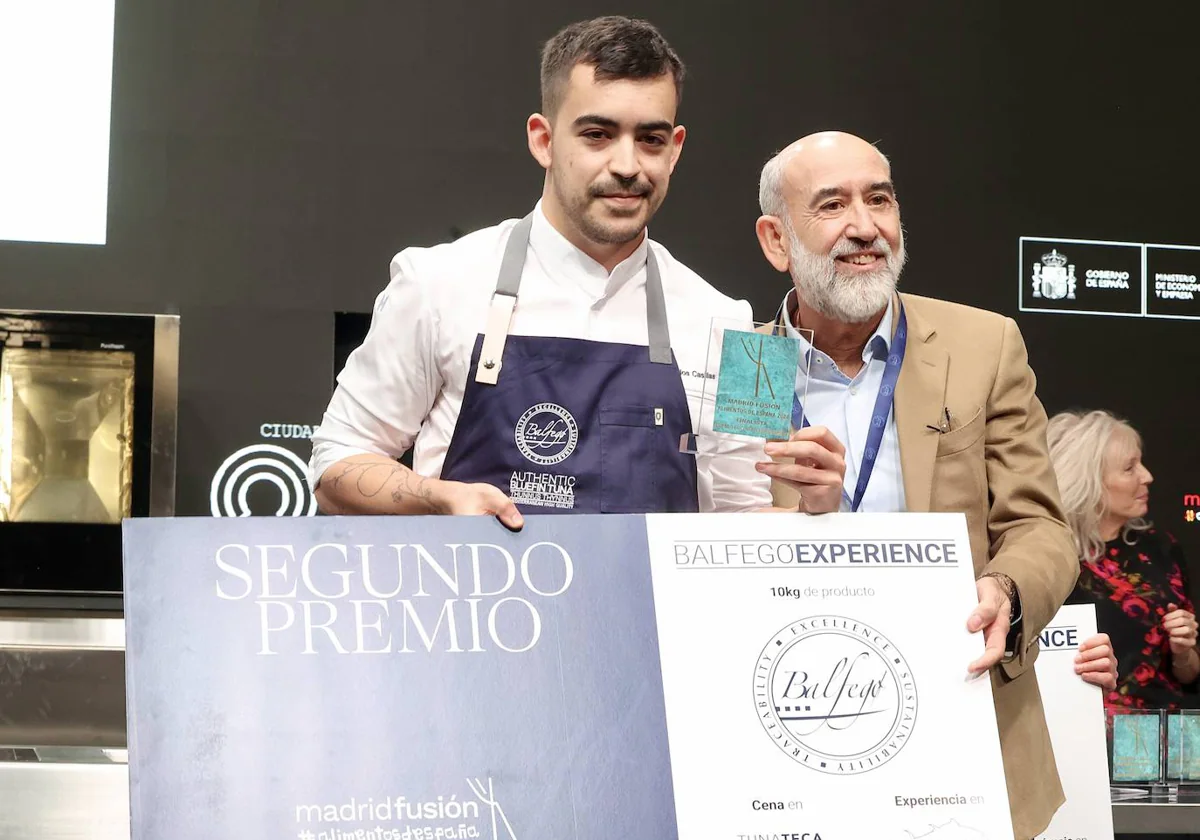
[475,292,518,386]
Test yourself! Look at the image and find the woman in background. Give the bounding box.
[1048,409,1199,710]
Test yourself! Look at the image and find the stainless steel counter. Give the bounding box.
[0,751,129,840]
[0,614,130,838]
[0,615,126,749]
[1113,789,1200,835]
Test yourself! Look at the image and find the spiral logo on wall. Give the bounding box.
[209,443,317,517]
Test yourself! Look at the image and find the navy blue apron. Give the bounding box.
[439,214,699,514]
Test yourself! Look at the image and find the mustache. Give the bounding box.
[589,180,652,199]
[829,236,895,258]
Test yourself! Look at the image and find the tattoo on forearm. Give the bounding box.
[326,461,432,509]
[391,473,432,505]
[328,462,395,497]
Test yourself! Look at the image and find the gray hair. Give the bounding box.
[757,139,891,221]
[758,145,797,220]
[1045,409,1150,561]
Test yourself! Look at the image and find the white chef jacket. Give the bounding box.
[310,202,772,513]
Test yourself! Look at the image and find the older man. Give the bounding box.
[754,131,1079,839]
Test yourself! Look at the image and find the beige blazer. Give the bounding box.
[764,292,1079,839]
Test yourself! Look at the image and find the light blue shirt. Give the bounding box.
[780,291,907,513]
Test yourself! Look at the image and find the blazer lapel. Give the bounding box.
[894,294,947,513]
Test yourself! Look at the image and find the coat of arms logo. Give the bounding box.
[1032,248,1076,300]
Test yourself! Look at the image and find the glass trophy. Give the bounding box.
[0,348,135,524]
[1167,710,1200,784]
[680,316,813,455]
[1109,708,1165,785]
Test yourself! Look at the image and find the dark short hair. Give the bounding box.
[540,16,685,119]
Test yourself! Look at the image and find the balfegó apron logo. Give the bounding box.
[514,402,578,466]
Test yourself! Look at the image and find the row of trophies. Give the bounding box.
[1109,708,1200,785]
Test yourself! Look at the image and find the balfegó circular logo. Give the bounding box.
[754,615,917,774]
[515,403,578,465]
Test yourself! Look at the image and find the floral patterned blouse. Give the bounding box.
[1067,529,1198,710]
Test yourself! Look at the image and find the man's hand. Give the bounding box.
[430,480,524,531]
[759,426,847,514]
[967,576,1012,675]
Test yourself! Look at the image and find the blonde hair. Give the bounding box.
[1046,409,1150,561]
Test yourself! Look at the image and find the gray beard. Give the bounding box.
[788,231,905,324]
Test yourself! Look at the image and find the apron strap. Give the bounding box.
[475,212,674,385]
[644,250,673,364]
[495,214,534,298]
[474,214,532,384]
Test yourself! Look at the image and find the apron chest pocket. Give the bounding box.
[598,406,661,513]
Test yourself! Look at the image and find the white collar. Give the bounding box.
[528,200,651,300]
[778,289,894,363]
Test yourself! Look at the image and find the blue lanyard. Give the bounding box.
[787,303,907,513]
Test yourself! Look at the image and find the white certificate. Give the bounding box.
[1034,603,1114,840]
[646,512,1014,840]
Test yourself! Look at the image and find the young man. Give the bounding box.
[309,17,793,524]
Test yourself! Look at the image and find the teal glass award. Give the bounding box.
[680,316,812,454]
[1167,710,1200,783]
[1110,709,1164,784]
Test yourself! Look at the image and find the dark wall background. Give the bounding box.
[2,2,1197,561]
